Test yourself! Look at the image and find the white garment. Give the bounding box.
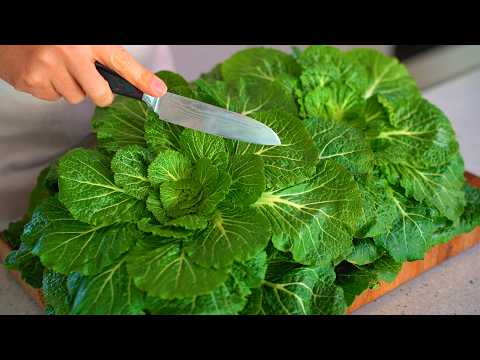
[0,45,175,230]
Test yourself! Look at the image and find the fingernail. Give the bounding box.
[150,77,167,96]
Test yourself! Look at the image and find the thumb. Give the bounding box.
[94,45,167,97]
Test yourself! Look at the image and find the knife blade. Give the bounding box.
[95,62,281,146]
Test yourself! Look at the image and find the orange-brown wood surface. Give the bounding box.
[346,226,480,313]
[1,172,479,314]
[0,239,44,310]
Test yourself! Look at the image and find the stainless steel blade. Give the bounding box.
[142,93,281,146]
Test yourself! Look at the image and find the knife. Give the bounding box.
[95,62,281,146]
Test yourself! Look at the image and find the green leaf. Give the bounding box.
[32,198,139,276]
[374,95,459,169]
[356,176,400,238]
[255,160,362,266]
[226,154,266,206]
[42,270,70,315]
[195,77,298,116]
[159,179,203,218]
[393,154,465,223]
[193,159,232,216]
[345,48,419,101]
[304,116,374,175]
[374,191,435,262]
[137,218,193,239]
[179,129,228,169]
[244,265,346,315]
[111,145,151,200]
[347,238,384,266]
[166,214,208,230]
[71,258,145,315]
[231,110,318,188]
[188,206,271,268]
[199,63,223,82]
[3,164,58,248]
[58,149,148,226]
[4,242,44,288]
[144,113,183,153]
[298,45,369,93]
[92,95,149,153]
[146,192,167,223]
[148,150,192,185]
[127,241,229,299]
[432,183,480,246]
[221,47,301,84]
[156,70,190,89]
[143,255,264,315]
[336,255,401,306]
[302,82,366,123]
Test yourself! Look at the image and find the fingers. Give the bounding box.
[31,84,62,102]
[93,45,167,97]
[66,58,114,107]
[52,67,86,105]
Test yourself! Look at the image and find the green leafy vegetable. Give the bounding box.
[4,45,477,315]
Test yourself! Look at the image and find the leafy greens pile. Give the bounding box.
[4,45,480,315]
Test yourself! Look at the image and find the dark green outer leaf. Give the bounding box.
[58,148,148,226]
[71,259,145,315]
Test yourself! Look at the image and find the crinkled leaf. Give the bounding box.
[347,238,384,266]
[298,45,369,93]
[58,149,148,226]
[255,160,362,266]
[144,256,262,315]
[4,242,44,288]
[146,192,167,223]
[196,163,232,216]
[336,255,402,306]
[42,270,70,315]
[166,214,208,231]
[304,116,374,175]
[231,110,318,188]
[92,95,148,152]
[244,265,346,315]
[71,259,145,315]
[32,198,139,276]
[374,95,458,168]
[111,145,151,200]
[226,154,265,207]
[144,113,183,153]
[222,47,301,84]
[356,177,399,238]
[137,218,193,239]
[179,129,228,169]
[188,206,271,268]
[345,48,419,101]
[127,242,229,299]
[394,154,465,223]
[303,83,366,124]
[374,191,435,262]
[148,149,192,185]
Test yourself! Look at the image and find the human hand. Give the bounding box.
[0,45,167,107]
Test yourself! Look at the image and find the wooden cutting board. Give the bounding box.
[1,172,479,314]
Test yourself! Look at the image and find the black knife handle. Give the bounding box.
[95,61,143,100]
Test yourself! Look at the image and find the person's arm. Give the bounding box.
[0,45,167,107]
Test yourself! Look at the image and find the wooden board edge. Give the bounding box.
[0,239,45,310]
[346,226,480,314]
